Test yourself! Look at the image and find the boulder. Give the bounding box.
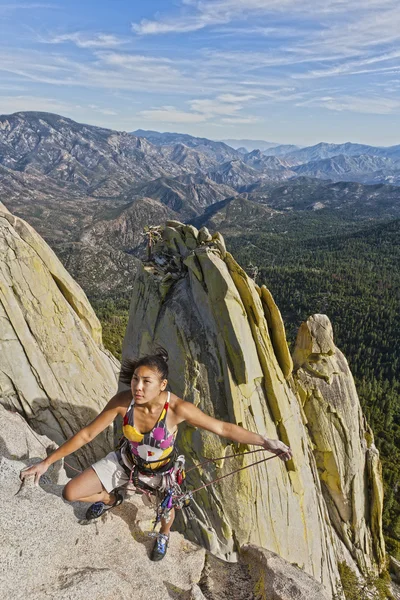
[240,545,331,600]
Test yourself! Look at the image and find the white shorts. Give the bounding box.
[91,451,163,494]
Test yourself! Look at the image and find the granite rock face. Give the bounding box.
[0,203,119,467]
[292,314,385,573]
[0,402,206,600]
[121,222,365,598]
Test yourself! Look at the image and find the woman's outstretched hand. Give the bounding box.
[262,437,293,462]
[20,461,49,485]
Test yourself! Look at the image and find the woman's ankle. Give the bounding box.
[103,492,115,505]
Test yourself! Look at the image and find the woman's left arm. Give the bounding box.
[174,399,292,462]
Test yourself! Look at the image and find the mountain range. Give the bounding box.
[1,110,400,296]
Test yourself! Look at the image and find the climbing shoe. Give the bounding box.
[150,533,169,561]
[85,488,123,521]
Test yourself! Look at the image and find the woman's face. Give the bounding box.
[131,365,167,404]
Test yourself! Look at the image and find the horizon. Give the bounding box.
[2,109,400,149]
[1,1,400,146]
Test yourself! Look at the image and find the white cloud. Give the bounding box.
[0,49,196,94]
[217,93,256,102]
[189,98,242,116]
[0,3,56,11]
[138,106,207,123]
[132,17,208,35]
[297,4,400,58]
[202,49,353,70]
[97,53,174,66]
[138,92,257,125]
[0,95,82,115]
[88,104,117,116]
[296,95,400,114]
[132,0,399,37]
[221,116,259,124]
[42,32,126,48]
[293,50,400,80]
[95,52,180,81]
[0,94,120,118]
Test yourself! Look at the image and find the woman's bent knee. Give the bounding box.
[62,482,75,502]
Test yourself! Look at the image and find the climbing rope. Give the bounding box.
[151,449,284,528]
[177,450,284,499]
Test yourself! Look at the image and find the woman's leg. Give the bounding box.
[62,466,116,505]
[160,508,175,535]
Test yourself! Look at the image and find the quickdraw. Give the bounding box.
[151,455,191,532]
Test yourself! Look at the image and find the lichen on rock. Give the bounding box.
[292,314,385,574]
[0,204,119,468]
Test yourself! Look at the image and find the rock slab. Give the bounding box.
[0,204,119,467]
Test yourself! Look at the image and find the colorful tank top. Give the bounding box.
[121,391,177,471]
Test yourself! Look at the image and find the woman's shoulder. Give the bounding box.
[168,393,196,418]
[168,392,189,415]
[167,391,183,408]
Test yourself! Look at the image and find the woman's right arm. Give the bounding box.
[20,392,126,484]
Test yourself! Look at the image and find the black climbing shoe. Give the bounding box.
[150,533,169,561]
[85,489,123,521]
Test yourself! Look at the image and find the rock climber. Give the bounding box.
[20,348,292,561]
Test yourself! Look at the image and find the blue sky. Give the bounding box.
[1,0,400,145]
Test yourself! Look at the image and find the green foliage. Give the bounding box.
[337,562,393,600]
[385,537,400,561]
[91,296,130,360]
[337,562,364,600]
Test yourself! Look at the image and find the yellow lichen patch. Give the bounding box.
[211,232,227,258]
[195,248,262,385]
[225,252,296,472]
[367,451,386,568]
[260,285,293,379]
[183,253,203,282]
[162,225,187,256]
[1,212,103,344]
[182,224,199,250]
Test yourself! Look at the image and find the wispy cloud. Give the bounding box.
[138,93,257,125]
[296,94,400,114]
[0,94,82,115]
[131,0,399,38]
[2,0,400,142]
[0,94,118,119]
[41,32,127,48]
[88,104,117,116]
[138,106,207,123]
[0,48,195,94]
[292,50,400,80]
[0,3,56,11]
[221,116,258,124]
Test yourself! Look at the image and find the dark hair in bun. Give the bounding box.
[119,347,169,385]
